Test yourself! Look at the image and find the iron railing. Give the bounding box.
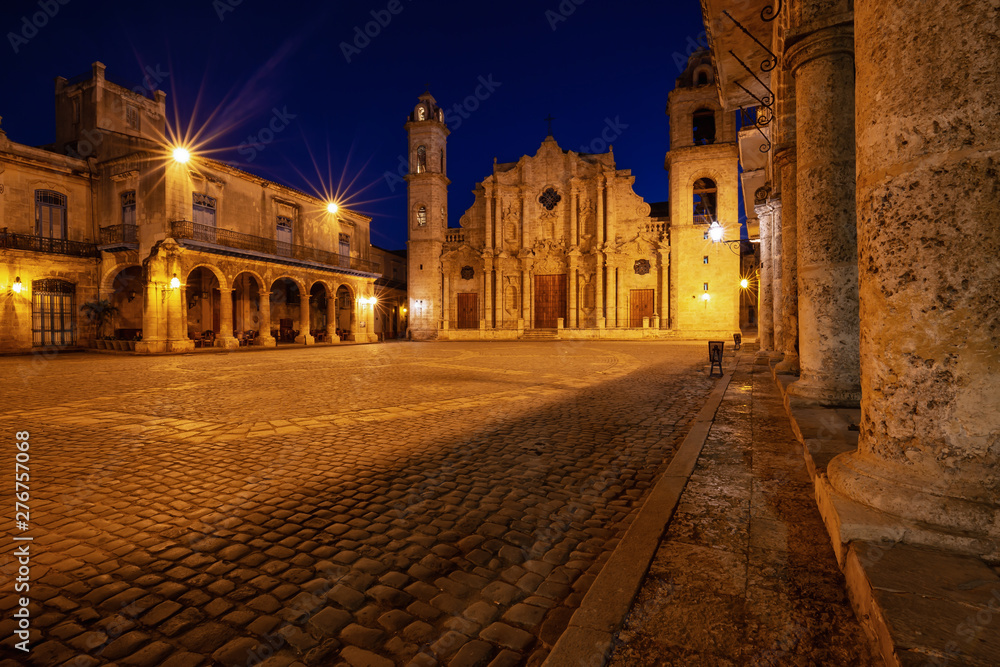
[0,228,98,258]
[100,224,139,245]
[169,220,381,274]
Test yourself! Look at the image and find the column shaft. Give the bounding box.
[785,25,861,406]
[756,204,774,352]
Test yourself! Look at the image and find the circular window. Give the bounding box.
[539,188,561,211]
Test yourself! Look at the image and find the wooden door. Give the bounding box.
[630,289,654,327]
[534,274,567,329]
[457,293,478,329]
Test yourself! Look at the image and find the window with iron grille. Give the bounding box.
[32,279,76,347]
[339,232,351,258]
[416,206,427,227]
[193,193,216,227]
[539,187,561,210]
[35,190,67,239]
[122,191,136,226]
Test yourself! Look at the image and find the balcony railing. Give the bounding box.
[100,224,139,246]
[0,228,98,258]
[169,220,380,274]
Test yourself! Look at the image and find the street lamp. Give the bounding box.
[169,274,180,289]
[326,202,339,214]
[172,147,191,164]
[11,276,23,294]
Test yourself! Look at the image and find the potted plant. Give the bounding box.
[81,299,118,349]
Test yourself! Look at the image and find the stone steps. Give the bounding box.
[519,329,559,341]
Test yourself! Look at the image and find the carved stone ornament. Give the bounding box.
[634,259,651,275]
[460,265,475,280]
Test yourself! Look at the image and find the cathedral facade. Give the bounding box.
[405,54,742,341]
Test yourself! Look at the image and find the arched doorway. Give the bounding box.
[186,267,221,343]
[335,284,355,340]
[309,283,332,342]
[109,266,142,340]
[270,277,301,343]
[233,272,262,342]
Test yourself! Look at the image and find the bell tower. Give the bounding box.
[405,91,449,340]
[665,50,741,336]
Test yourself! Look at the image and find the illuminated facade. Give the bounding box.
[405,59,744,341]
[0,62,383,354]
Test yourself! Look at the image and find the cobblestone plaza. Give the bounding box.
[1,341,723,665]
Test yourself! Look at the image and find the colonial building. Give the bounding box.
[701,0,999,661]
[1,61,385,354]
[405,55,743,341]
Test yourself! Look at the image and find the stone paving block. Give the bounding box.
[448,639,495,667]
[119,640,175,666]
[211,637,259,667]
[307,607,353,637]
[479,622,535,652]
[100,630,151,660]
[340,623,384,649]
[340,645,394,667]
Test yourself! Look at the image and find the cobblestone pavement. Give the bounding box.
[0,341,718,666]
[609,354,882,666]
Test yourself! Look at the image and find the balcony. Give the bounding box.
[169,221,380,275]
[0,228,98,258]
[99,224,139,251]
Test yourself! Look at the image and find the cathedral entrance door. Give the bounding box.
[534,274,567,329]
[630,289,654,327]
[457,293,478,329]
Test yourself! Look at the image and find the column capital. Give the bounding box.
[785,23,854,74]
[754,202,774,219]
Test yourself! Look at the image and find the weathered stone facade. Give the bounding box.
[1,62,385,354]
[701,0,1000,642]
[406,56,742,341]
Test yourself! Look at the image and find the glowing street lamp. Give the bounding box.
[740,278,749,289]
[701,293,711,302]
[12,276,23,294]
[326,202,339,214]
[172,147,191,164]
[708,221,724,243]
[169,274,180,289]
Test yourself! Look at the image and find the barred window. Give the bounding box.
[416,205,427,227]
[32,279,76,347]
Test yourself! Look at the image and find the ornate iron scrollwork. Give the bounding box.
[761,0,782,22]
[723,11,777,72]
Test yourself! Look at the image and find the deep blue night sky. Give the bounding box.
[1,0,710,250]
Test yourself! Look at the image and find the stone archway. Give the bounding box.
[308,281,335,342]
[335,284,356,341]
[108,266,142,339]
[233,272,264,343]
[186,266,221,341]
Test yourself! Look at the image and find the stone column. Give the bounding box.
[216,288,238,348]
[295,287,313,345]
[595,255,605,327]
[521,264,530,326]
[484,190,494,252]
[658,248,669,329]
[785,24,860,406]
[325,293,337,343]
[828,0,1000,542]
[755,203,775,353]
[442,269,450,330]
[258,284,276,346]
[483,255,493,328]
[769,199,784,355]
[570,186,579,247]
[774,147,800,374]
[568,253,579,328]
[595,177,605,247]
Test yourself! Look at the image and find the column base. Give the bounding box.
[786,374,860,407]
[166,339,195,354]
[257,335,276,347]
[216,336,239,350]
[774,353,800,374]
[295,334,315,345]
[135,340,165,354]
[828,451,1000,546]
